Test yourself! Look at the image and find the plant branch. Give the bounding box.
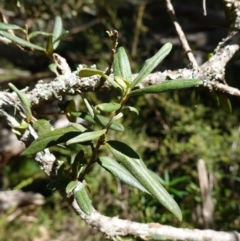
[165,0,199,68]
[71,199,240,241]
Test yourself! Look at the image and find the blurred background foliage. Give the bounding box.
[0,0,240,240]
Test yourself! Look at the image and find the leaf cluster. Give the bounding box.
[9,42,205,221]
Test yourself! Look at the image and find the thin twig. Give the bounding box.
[203,0,207,16]
[105,30,119,76]
[165,0,199,68]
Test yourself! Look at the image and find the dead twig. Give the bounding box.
[165,0,199,68]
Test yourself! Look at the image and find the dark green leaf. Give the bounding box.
[98,156,149,193]
[66,181,79,194]
[21,126,83,156]
[131,43,172,88]
[95,103,120,112]
[46,34,54,55]
[66,129,106,145]
[0,30,45,51]
[114,47,132,82]
[106,140,182,221]
[74,182,93,215]
[72,150,86,179]
[129,79,203,96]
[57,161,69,179]
[32,119,52,136]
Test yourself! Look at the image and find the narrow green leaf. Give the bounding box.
[52,16,63,49]
[32,119,52,136]
[46,34,54,55]
[72,150,86,179]
[114,47,132,82]
[0,30,45,51]
[131,43,172,88]
[57,162,69,179]
[106,140,182,221]
[66,180,79,194]
[129,79,203,96]
[0,22,24,31]
[66,129,106,145]
[95,103,120,112]
[98,156,149,193]
[8,83,33,122]
[71,111,124,132]
[21,126,83,156]
[74,182,93,215]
